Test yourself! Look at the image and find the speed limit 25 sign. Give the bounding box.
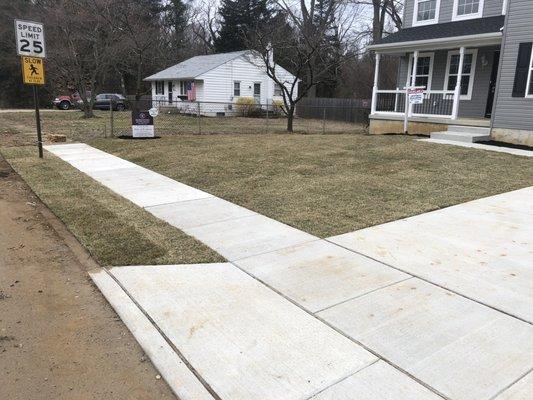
[14,19,46,58]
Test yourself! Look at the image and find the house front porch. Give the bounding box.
[367,16,505,137]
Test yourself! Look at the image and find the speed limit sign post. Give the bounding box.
[15,19,46,158]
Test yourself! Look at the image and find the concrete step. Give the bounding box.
[447,125,490,135]
[430,131,491,143]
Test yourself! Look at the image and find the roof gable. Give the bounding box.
[144,51,249,81]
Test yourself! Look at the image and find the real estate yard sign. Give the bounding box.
[132,111,155,138]
[408,88,424,105]
[403,86,426,134]
[15,19,46,158]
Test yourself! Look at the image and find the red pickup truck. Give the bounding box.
[52,92,85,110]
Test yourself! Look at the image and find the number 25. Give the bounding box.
[20,39,43,54]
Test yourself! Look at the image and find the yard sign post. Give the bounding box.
[15,19,46,158]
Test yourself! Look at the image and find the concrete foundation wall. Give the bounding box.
[370,117,533,146]
[491,128,533,146]
[369,119,444,135]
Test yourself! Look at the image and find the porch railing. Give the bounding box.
[373,89,456,119]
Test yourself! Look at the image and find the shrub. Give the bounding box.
[271,99,287,116]
[235,97,259,117]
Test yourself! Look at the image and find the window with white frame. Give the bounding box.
[155,81,164,95]
[179,81,194,95]
[444,50,477,100]
[526,51,533,97]
[274,83,283,96]
[452,0,483,21]
[408,53,434,89]
[233,81,241,96]
[413,0,440,26]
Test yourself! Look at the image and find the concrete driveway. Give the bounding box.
[47,144,533,400]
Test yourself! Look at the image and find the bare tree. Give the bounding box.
[248,0,364,132]
[354,0,402,42]
[44,0,117,117]
[97,0,163,100]
[189,0,219,54]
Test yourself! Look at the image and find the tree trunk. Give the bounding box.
[119,71,127,97]
[82,103,94,118]
[286,105,295,132]
[372,0,382,42]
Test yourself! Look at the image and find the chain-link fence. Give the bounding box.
[30,98,369,141]
[105,99,369,137]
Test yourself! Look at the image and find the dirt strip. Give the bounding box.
[0,153,176,400]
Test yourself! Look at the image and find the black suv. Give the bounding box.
[93,93,127,111]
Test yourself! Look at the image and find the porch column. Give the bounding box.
[408,50,419,117]
[452,46,465,120]
[370,52,381,114]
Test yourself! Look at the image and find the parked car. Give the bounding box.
[52,92,83,110]
[93,93,127,111]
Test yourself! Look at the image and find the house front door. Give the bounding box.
[253,83,261,103]
[168,82,173,104]
[485,51,500,118]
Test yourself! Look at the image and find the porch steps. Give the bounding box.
[430,126,490,143]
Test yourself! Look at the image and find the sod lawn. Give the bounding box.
[3,114,532,265]
[89,134,533,237]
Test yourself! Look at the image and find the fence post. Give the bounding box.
[265,101,269,134]
[197,101,201,134]
[322,108,326,134]
[109,100,114,137]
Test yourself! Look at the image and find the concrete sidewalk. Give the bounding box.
[328,187,533,323]
[46,143,533,400]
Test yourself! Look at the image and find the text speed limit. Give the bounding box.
[14,19,46,58]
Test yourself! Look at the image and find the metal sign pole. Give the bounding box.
[33,85,43,158]
[403,87,409,134]
[15,19,46,158]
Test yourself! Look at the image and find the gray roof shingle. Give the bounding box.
[375,15,505,45]
[144,50,249,81]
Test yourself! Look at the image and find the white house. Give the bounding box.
[144,50,297,116]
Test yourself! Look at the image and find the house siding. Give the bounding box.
[403,0,504,29]
[396,45,499,118]
[198,55,296,104]
[148,53,297,116]
[492,0,533,132]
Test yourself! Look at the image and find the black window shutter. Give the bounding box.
[512,42,532,97]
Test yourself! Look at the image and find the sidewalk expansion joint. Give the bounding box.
[313,276,414,314]
[228,260,450,400]
[325,238,533,327]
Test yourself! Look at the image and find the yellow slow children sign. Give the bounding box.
[21,56,45,85]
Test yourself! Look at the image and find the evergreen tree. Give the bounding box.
[215,0,273,53]
[161,0,189,58]
[312,0,342,97]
